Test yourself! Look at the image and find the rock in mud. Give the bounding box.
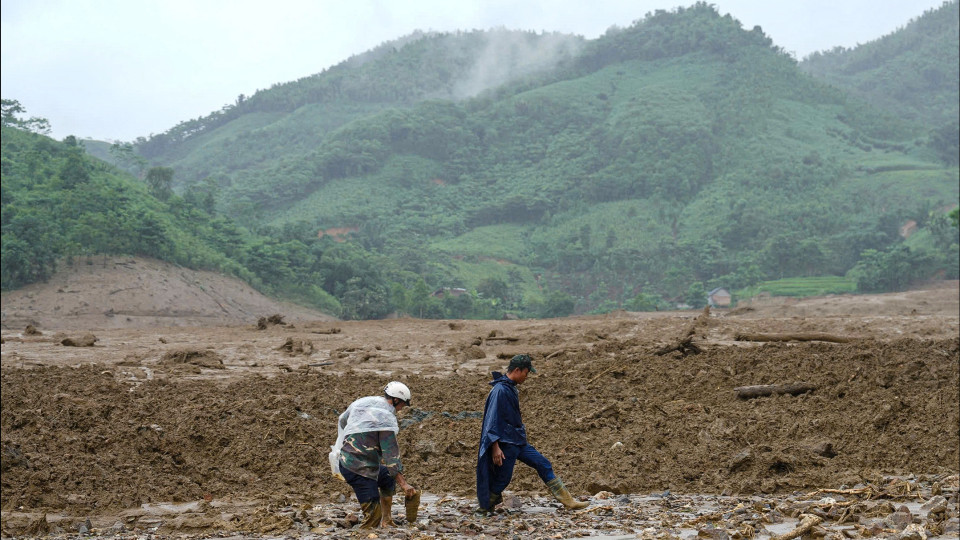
[24,514,49,536]
[161,348,225,369]
[257,313,286,329]
[277,337,315,355]
[61,333,98,346]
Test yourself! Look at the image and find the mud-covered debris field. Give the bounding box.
[1,282,958,538]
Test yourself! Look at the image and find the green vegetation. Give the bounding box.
[4,3,959,318]
[801,1,959,163]
[735,277,857,301]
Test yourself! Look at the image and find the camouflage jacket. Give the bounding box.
[338,430,403,480]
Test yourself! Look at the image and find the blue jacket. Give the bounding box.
[476,371,527,509]
[478,371,527,457]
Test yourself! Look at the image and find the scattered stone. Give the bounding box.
[899,523,927,540]
[697,525,730,540]
[161,349,225,369]
[415,440,437,460]
[444,440,469,456]
[810,441,837,458]
[257,314,286,329]
[24,514,49,536]
[24,324,41,335]
[277,337,315,355]
[729,448,753,472]
[1,442,31,471]
[920,495,947,516]
[886,508,914,530]
[61,334,98,346]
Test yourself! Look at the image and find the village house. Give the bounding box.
[707,287,732,308]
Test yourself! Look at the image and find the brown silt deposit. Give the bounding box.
[1,261,957,538]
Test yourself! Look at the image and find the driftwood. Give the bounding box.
[588,364,625,385]
[655,305,710,357]
[653,337,702,357]
[734,332,853,343]
[311,328,341,335]
[734,382,816,399]
[770,514,822,540]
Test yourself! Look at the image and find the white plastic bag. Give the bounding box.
[328,396,399,479]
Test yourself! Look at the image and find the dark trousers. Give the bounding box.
[340,463,396,503]
[477,442,557,510]
[487,442,556,495]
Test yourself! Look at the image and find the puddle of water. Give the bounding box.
[520,505,559,514]
[764,518,801,536]
[139,501,203,514]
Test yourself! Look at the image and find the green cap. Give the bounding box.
[508,354,536,373]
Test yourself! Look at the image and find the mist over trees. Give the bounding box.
[3,2,958,319]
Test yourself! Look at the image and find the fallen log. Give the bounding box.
[485,336,519,342]
[734,382,816,399]
[588,364,624,385]
[770,514,822,540]
[653,336,702,357]
[311,328,341,335]
[655,305,709,357]
[734,332,853,343]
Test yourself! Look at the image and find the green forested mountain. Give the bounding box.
[800,1,958,132]
[4,3,958,319]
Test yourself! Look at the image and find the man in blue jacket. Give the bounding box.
[476,354,589,513]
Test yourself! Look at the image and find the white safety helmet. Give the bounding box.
[384,381,412,406]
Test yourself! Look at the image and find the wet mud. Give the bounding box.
[1,284,958,538]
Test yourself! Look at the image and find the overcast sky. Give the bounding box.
[1,0,947,142]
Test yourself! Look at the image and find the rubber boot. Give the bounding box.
[380,496,395,527]
[404,489,421,523]
[546,477,589,509]
[476,491,502,515]
[359,501,382,529]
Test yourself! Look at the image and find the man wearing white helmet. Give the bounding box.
[329,381,419,528]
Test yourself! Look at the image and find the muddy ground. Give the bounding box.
[1,267,958,539]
